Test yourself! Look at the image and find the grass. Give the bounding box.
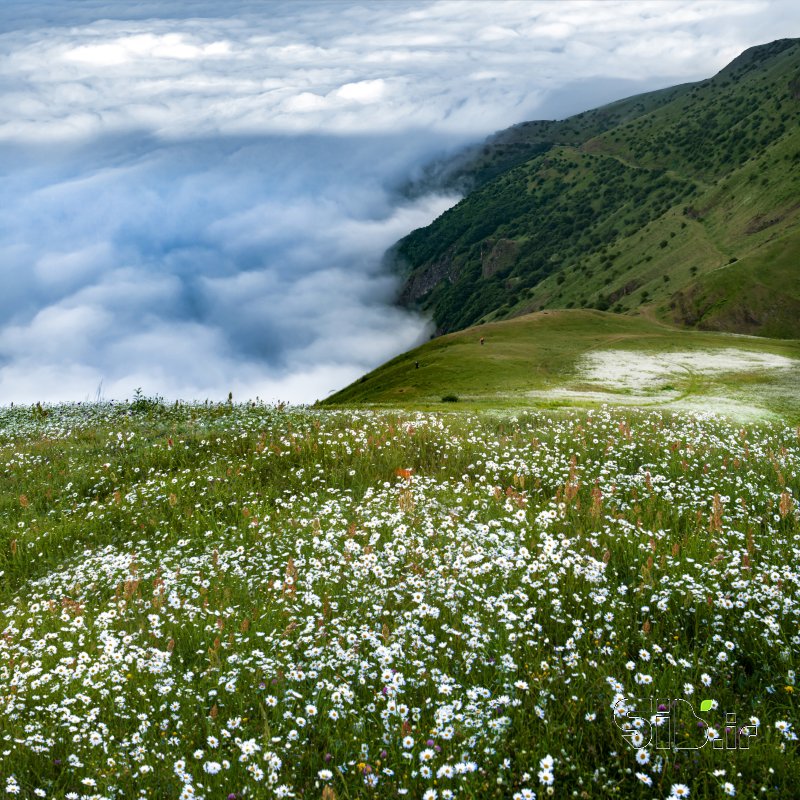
[324,310,800,422]
[668,228,800,338]
[0,400,799,798]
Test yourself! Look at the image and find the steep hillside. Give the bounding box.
[394,39,800,338]
[413,79,697,191]
[669,228,800,337]
[325,309,800,422]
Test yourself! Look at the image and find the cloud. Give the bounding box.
[62,33,232,66]
[1,1,793,141]
[0,0,797,403]
[0,132,457,403]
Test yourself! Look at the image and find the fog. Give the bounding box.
[0,131,467,401]
[0,0,796,403]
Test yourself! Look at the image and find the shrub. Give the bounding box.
[131,387,165,415]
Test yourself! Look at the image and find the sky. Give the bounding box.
[0,0,798,404]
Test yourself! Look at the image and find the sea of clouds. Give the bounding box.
[0,0,795,403]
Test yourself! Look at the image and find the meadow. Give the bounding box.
[327,310,800,424]
[0,399,798,799]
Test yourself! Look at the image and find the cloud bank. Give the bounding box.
[0,0,797,403]
[0,134,459,402]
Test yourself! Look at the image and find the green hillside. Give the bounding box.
[394,38,800,338]
[669,227,800,337]
[325,309,800,422]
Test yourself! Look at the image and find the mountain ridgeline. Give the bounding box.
[392,39,800,338]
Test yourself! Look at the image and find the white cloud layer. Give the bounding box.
[1,1,793,142]
[0,133,459,403]
[0,0,798,403]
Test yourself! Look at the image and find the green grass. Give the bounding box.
[1,401,799,798]
[324,309,800,422]
[668,228,800,338]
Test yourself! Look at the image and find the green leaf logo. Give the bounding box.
[700,699,714,712]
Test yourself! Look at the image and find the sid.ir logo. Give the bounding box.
[613,697,758,750]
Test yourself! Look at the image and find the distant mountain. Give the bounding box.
[392,38,800,338]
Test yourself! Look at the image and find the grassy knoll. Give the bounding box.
[325,310,800,422]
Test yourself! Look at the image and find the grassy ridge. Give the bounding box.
[325,310,800,422]
[394,39,800,338]
[416,80,698,192]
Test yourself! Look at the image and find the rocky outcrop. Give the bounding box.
[399,249,462,304]
[480,238,518,278]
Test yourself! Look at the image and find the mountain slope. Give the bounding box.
[393,39,800,338]
[324,309,800,421]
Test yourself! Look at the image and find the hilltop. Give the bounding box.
[392,39,800,339]
[325,309,800,422]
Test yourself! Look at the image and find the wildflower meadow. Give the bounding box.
[0,401,798,799]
